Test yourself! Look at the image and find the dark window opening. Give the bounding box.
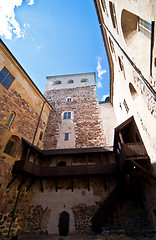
[3,135,20,157]
[0,68,14,89]
[58,161,66,167]
[4,140,14,155]
[39,131,43,141]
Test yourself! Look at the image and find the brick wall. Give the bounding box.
[44,86,105,149]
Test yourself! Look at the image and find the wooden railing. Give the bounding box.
[12,160,119,177]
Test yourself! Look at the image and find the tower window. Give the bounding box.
[67,98,72,102]
[138,18,151,39]
[81,78,88,83]
[5,112,16,127]
[64,133,69,141]
[53,80,61,85]
[0,68,14,89]
[64,112,71,119]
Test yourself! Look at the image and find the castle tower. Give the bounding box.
[44,72,106,149]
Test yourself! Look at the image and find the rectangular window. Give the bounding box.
[0,68,14,89]
[4,140,14,155]
[138,18,151,39]
[64,133,69,141]
[64,112,71,119]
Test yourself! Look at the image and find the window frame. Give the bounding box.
[64,133,69,141]
[67,97,72,103]
[0,67,14,89]
[138,18,152,39]
[63,112,71,119]
[5,112,16,127]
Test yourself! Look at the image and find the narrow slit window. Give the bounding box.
[39,131,43,141]
[5,112,15,127]
[109,2,118,32]
[0,68,14,89]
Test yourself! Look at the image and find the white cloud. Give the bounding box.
[97,81,102,88]
[101,94,109,102]
[27,0,35,6]
[0,0,34,40]
[96,57,106,80]
[37,43,44,50]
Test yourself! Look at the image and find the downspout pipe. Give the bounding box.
[32,100,46,145]
[100,22,156,101]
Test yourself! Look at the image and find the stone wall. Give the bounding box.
[0,40,52,238]
[44,86,105,149]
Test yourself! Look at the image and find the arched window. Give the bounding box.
[68,80,74,84]
[121,10,138,44]
[4,135,20,157]
[63,112,71,119]
[5,112,16,127]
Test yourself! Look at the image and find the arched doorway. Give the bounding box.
[59,212,69,236]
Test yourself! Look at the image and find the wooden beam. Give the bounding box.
[130,159,156,181]
[119,131,124,144]
[103,175,107,191]
[26,178,35,192]
[55,177,58,192]
[88,177,90,191]
[6,175,18,189]
[40,178,44,193]
[71,177,73,192]
[17,176,27,190]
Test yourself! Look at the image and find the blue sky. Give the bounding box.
[0,0,109,102]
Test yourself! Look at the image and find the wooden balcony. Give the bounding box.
[12,160,119,177]
[122,142,148,158]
